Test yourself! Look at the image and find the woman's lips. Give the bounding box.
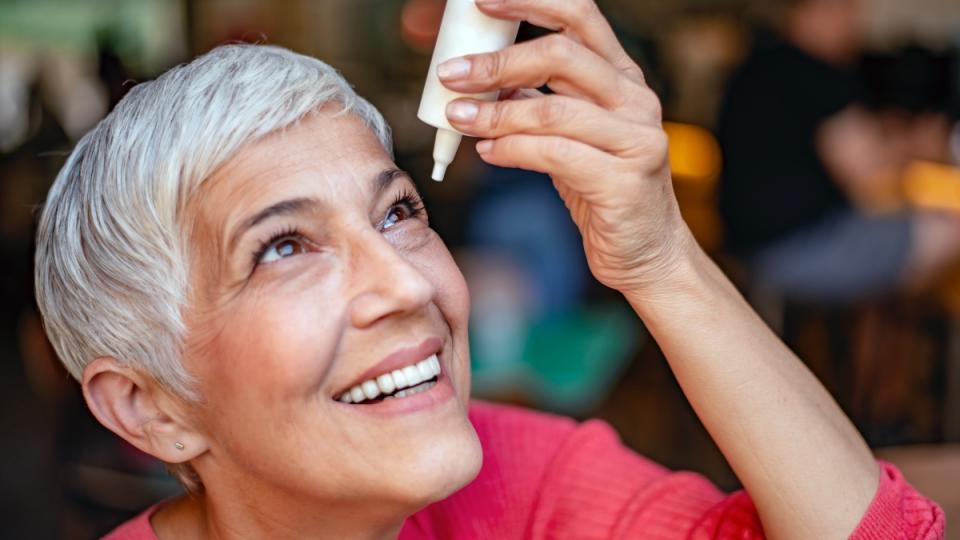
[337,368,455,416]
[332,338,457,415]
[337,353,441,403]
[333,337,443,403]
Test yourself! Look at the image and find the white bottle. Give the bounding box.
[418,0,520,181]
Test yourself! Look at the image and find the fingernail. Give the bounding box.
[476,140,493,154]
[447,101,479,122]
[437,58,471,80]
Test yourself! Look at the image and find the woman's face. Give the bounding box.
[180,108,481,512]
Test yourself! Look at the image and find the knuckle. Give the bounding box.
[537,97,569,128]
[487,101,508,132]
[646,89,664,116]
[629,88,663,124]
[542,33,574,60]
[625,65,647,84]
[480,50,504,82]
[634,129,669,165]
[494,136,513,155]
[648,130,669,156]
[572,0,600,20]
[543,137,572,165]
[648,96,663,124]
[621,125,666,159]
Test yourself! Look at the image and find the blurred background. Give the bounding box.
[2,0,960,537]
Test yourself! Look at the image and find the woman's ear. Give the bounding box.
[82,357,208,463]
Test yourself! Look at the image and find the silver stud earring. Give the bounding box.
[174,441,185,451]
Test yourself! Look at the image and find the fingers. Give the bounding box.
[475,134,624,197]
[475,0,645,84]
[439,33,636,112]
[446,95,642,156]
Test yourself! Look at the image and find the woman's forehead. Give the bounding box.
[192,112,395,226]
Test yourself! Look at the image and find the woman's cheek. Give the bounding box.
[422,237,471,333]
[212,265,346,402]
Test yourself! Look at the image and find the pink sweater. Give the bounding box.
[106,401,945,539]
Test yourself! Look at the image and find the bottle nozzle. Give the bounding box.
[431,128,463,182]
[431,162,449,181]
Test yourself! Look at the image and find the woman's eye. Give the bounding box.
[381,192,425,231]
[382,205,410,230]
[259,236,306,264]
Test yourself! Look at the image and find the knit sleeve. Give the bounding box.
[848,461,945,539]
[533,419,945,540]
[687,461,945,539]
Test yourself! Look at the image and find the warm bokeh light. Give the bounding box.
[664,121,723,185]
[400,0,444,52]
[903,160,960,212]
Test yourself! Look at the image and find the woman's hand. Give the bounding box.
[443,4,886,538]
[439,0,693,297]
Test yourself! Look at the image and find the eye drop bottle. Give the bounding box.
[418,0,520,181]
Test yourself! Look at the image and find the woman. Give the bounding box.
[35,0,942,538]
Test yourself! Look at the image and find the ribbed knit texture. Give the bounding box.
[104,401,945,539]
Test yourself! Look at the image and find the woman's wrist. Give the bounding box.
[619,227,726,321]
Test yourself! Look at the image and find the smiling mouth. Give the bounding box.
[335,354,441,405]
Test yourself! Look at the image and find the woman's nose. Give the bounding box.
[347,231,435,329]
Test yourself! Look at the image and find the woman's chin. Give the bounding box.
[386,420,484,509]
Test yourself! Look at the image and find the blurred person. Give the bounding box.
[860,45,959,168]
[718,0,960,302]
[35,1,942,539]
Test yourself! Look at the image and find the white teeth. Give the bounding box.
[417,358,433,380]
[402,365,422,386]
[361,380,380,400]
[423,354,441,377]
[394,380,436,398]
[376,373,396,394]
[391,369,407,388]
[336,353,443,403]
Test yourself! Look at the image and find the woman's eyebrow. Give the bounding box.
[227,197,320,255]
[374,167,412,196]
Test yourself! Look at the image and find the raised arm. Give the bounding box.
[439,0,892,537]
[623,237,878,539]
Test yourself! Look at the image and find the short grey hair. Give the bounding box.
[35,44,392,400]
